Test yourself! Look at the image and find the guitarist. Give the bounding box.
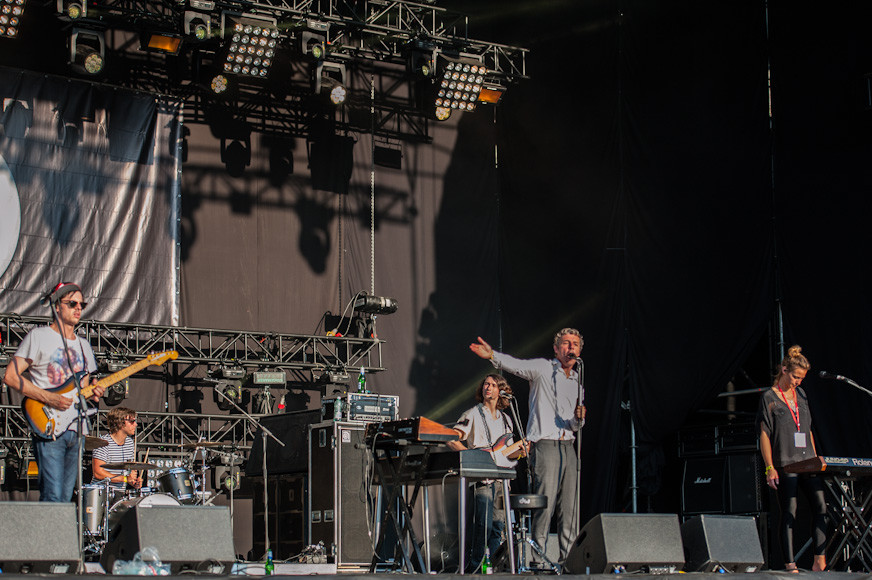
[448,374,528,572]
[3,282,104,502]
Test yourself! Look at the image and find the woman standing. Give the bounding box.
[758,345,827,572]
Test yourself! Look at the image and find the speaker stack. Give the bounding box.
[0,502,81,573]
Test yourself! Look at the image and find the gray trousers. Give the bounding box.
[530,439,579,562]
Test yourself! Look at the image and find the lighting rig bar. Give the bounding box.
[0,313,385,382]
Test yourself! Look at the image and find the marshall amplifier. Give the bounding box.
[682,454,761,516]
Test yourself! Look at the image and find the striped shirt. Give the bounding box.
[91,433,135,491]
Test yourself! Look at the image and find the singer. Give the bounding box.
[757,345,827,572]
[3,282,104,502]
[447,374,527,572]
[470,328,585,564]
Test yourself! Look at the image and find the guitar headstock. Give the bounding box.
[147,350,179,366]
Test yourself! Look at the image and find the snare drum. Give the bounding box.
[108,493,181,532]
[81,483,107,536]
[156,467,195,503]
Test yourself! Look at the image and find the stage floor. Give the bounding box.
[4,566,866,578]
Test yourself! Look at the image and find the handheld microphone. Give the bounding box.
[499,390,513,400]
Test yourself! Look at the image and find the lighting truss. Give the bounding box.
[0,313,385,384]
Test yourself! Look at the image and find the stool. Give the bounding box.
[508,494,560,574]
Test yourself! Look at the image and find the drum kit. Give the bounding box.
[80,439,235,555]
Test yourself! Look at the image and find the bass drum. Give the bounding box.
[108,493,180,533]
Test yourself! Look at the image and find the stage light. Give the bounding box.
[354,292,398,315]
[103,382,127,406]
[1,0,24,38]
[213,381,243,411]
[314,61,347,105]
[69,28,105,75]
[432,55,485,115]
[434,106,451,121]
[478,84,505,105]
[142,32,182,55]
[56,0,82,20]
[211,74,229,93]
[184,10,211,40]
[407,38,435,78]
[221,12,279,79]
[300,19,328,60]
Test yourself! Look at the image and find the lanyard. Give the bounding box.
[777,386,801,432]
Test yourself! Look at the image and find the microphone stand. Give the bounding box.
[48,300,90,573]
[574,357,584,541]
[214,387,284,559]
[503,395,533,491]
[821,373,872,398]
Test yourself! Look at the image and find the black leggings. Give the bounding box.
[778,473,827,563]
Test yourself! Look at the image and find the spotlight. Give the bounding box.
[184,11,211,40]
[142,32,182,55]
[220,366,246,380]
[478,84,506,105]
[314,61,347,105]
[56,0,82,20]
[69,28,105,75]
[300,20,328,60]
[354,292,398,315]
[211,74,229,94]
[103,382,127,406]
[213,381,243,412]
[407,38,435,78]
[0,0,23,38]
[434,106,451,121]
[220,12,279,79]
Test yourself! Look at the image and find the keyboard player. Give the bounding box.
[447,374,528,572]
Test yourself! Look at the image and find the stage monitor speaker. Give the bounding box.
[0,501,81,573]
[101,505,236,574]
[564,513,685,574]
[681,514,764,572]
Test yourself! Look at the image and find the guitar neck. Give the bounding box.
[81,358,156,398]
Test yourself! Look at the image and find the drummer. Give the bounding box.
[92,407,143,493]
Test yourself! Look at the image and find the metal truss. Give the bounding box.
[0,313,384,385]
[0,405,260,470]
[49,0,527,142]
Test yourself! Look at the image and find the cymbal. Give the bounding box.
[84,436,109,451]
[102,461,158,471]
[180,441,226,449]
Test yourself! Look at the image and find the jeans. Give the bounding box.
[469,481,505,571]
[33,430,79,502]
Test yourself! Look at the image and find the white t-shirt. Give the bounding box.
[15,326,97,391]
[454,404,517,468]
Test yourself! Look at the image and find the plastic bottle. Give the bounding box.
[357,367,366,393]
[332,397,344,422]
[264,549,274,575]
[482,547,492,574]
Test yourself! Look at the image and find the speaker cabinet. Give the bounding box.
[682,454,761,515]
[564,513,685,574]
[308,421,371,567]
[0,502,81,573]
[251,474,307,560]
[101,505,235,574]
[245,410,321,476]
[681,514,764,572]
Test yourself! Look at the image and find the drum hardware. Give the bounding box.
[84,436,109,451]
[102,461,159,471]
[180,441,226,449]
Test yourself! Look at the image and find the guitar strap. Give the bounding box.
[475,404,512,449]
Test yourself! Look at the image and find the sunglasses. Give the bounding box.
[60,300,88,310]
[125,418,138,424]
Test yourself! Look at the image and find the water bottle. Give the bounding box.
[482,547,493,574]
[357,367,366,393]
[264,549,274,575]
[332,397,344,421]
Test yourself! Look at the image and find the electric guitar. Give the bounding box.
[481,432,528,462]
[22,351,178,439]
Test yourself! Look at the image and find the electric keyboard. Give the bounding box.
[784,456,872,476]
